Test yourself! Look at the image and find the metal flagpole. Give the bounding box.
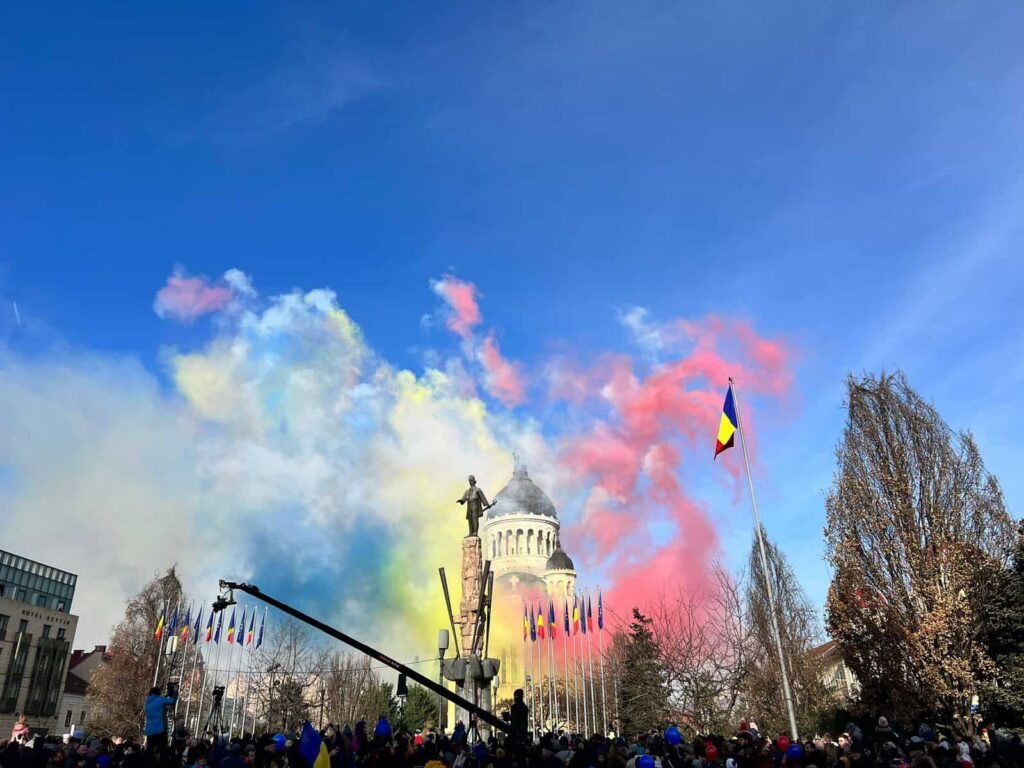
[535,615,544,732]
[183,607,202,732]
[174,600,192,718]
[223,616,239,737]
[586,614,597,736]
[576,595,588,735]
[198,613,225,736]
[227,608,245,736]
[598,594,608,738]
[561,602,570,734]
[729,378,799,740]
[548,606,558,731]
[152,599,168,689]
[571,605,581,733]
[242,607,267,736]
[524,602,533,736]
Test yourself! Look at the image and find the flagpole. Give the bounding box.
[227,610,245,737]
[598,591,608,737]
[223,619,238,737]
[183,609,202,732]
[571,610,581,734]
[586,619,597,735]
[729,378,799,740]
[200,616,225,737]
[534,623,544,733]
[576,595,588,735]
[174,600,192,719]
[561,606,570,734]
[548,614,558,731]
[524,602,533,737]
[152,599,167,689]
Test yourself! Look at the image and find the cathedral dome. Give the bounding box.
[546,545,574,572]
[488,465,558,520]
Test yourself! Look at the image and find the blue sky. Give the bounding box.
[2,2,1023,635]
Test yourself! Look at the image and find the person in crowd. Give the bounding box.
[143,687,177,755]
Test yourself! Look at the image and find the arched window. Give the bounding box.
[527,530,534,555]
[496,531,503,558]
[516,529,523,555]
[506,529,512,556]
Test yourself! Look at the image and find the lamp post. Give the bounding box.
[438,630,449,734]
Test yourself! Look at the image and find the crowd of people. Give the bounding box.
[2,692,1023,768]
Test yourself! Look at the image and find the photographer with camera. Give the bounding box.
[144,681,178,756]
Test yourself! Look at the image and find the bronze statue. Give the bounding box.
[457,475,494,537]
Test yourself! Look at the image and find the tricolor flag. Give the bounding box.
[168,606,179,639]
[214,612,224,644]
[154,608,166,642]
[192,607,203,645]
[205,609,214,643]
[180,604,192,643]
[246,610,256,645]
[236,607,246,646]
[572,596,580,635]
[537,602,546,640]
[523,605,529,642]
[548,600,557,640]
[529,604,537,642]
[587,593,594,633]
[256,608,266,648]
[563,598,570,636]
[226,608,237,644]
[715,386,738,459]
[299,721,331,768]
[598,590,604,631]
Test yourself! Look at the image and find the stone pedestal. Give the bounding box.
[459,536,483,655]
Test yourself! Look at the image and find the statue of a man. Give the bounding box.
[457,475,493,538]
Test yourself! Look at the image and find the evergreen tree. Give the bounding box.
[397,683,437,732]
[617,608,667,735]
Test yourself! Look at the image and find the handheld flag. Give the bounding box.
[246,610,256,645]
[236,607,246,646]
[523,605,529,642]
[180,604,191,643]
[572,596,580,635]
[548,600,557,640]
[193,607,203,645]
[587,593,594,633]
[598,590,604,631]
[715,386,738,459]
[537,602,546,640]
[299,721,331,768]
[256,608,266,648]
[563,598,570,636]
[167,606,179,638]
[205,609,214,643]
[529,604,537,642]
[154,608,166,642]
[226,608,237,644]
[214,612,223,644]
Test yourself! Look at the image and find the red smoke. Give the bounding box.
[153,269,234,323]
[480,333,526,407]
[432,275,483,339]
[556,315,792,622]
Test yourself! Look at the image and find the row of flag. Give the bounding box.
[523,591,604,642]
[155,603,266,649]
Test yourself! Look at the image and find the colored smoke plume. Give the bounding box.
[0,272,792,660]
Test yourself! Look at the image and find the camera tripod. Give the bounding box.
[203,687,226,740]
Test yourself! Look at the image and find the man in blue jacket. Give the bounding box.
[145,686,178,755]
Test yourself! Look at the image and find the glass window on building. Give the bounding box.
[36,593,47,607]
[16,589,26,602]
[0,615,8,641]
[56,628,65,640]
[17,619,28,634]
[42,625,51,639]
[65,710,72,727]
[57,601,66,613]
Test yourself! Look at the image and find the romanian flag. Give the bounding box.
[572,596,580,635]
[256,608,266,648]
[537,602,546,640]
[529,604,537,642]
[180,604,192,644]
[236,607,246,646]
[299,721,331,768]
[523,605,529,641]
[226,608,237,644]
[563,598,570,636]
[205,609,214,643]
[214,612,223,644]
[154,609,165,642]
[192,607,203,645]
[598,590,604,631]
[246,610,256,645]
[587,593,594,633]
[715,386,738,459]
[548,600,557,640]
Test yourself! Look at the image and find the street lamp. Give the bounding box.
[438,629,449,734]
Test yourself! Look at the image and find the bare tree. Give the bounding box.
[746,529,834,736]
[648,561,751,733]
[87,568,184,738]
[825,371,1014,719]
[322,651,394,727]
